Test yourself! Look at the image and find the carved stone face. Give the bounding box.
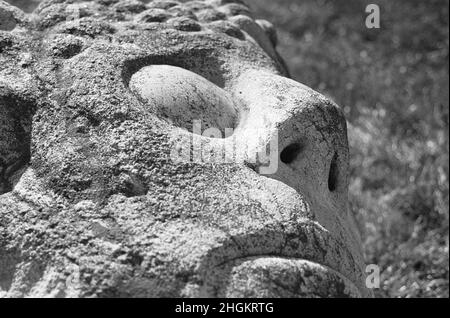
[0,0,371,297]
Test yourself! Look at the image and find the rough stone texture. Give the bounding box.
[0,0,372,298]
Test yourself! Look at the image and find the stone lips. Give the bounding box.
[0,0,372,298]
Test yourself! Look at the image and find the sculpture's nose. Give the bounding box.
[233,70,350,214]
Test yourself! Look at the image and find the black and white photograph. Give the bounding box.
[0,0,448,301]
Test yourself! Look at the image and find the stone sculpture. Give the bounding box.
[0,0,371,297]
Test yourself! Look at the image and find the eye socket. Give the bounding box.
[280,143,304,165]
[129,64,238,136]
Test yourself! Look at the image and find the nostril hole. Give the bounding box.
[280,143,304,165]
[328,153,339,192]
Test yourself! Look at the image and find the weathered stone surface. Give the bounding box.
[0,1,28,30]
[0,0,372,298]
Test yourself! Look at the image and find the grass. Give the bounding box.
[247,0,449,298]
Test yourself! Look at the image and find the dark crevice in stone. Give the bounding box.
[0,92,35,195]
[0,247,20,292]
[328,152,339,192]
[280,142,304,165]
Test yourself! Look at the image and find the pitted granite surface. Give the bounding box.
[0,0,371,298]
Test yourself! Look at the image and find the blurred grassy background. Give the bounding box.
[246,0,449,298]
[5,0,450,298]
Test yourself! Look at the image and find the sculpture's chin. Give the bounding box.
[213,257,362,298]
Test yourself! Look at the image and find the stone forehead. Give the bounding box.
[18,0,285,76]
[33,0,256,33]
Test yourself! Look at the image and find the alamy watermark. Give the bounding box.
[366,4,381,29]
[366,264,381,289]
[169,120,279,175]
